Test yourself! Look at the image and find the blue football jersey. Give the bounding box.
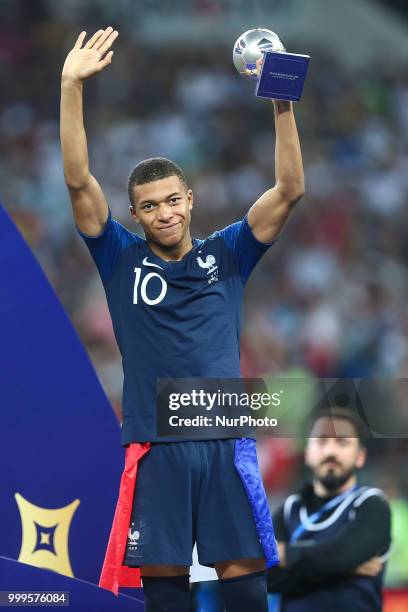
[78,211,273,444]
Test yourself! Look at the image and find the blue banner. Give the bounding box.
[0,556,143,611]
[0,203,127,587]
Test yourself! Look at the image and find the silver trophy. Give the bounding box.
[233,28,310,101]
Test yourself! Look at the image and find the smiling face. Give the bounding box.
[305,416,367,494]
[129,175,194,250]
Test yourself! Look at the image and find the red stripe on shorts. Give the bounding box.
[99,442,151,595]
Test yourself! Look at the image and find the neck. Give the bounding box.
[148,231,193,262]
[313,475,357,498]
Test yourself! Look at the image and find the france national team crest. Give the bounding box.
[127,522,140,552]
[196,252,219,284]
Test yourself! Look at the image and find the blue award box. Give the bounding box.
[256,51,310,101]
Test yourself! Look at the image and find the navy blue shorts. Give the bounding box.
[123,439,275,568]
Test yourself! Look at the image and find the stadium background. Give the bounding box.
[1,0,408,608]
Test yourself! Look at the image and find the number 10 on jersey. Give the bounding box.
[133,267,168,306]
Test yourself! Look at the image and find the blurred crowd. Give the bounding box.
[1,0,408,587]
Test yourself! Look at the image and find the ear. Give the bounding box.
[187,189,194,211]
[129,205,140,223]
[356,446,367,469]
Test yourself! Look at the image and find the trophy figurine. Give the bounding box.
[233,28,310,101]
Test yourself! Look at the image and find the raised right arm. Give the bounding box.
[60,28,118,236]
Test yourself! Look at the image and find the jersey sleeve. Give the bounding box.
[77,210,139,285]
[216,215,276,284]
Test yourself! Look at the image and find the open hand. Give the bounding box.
[62,27,119,83]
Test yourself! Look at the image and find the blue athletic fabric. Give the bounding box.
[234,438,279,568]
[219,570,269,612]
[78,211,273,444]
[142,575,190,612]
[123,439,277,567]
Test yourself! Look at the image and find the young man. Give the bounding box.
[60,27,304,612]
[268,408,392,612]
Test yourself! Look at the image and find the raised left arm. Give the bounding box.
[248,99,305,244]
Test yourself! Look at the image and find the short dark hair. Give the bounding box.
[307,407,368,446]
[128,157,188,207]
